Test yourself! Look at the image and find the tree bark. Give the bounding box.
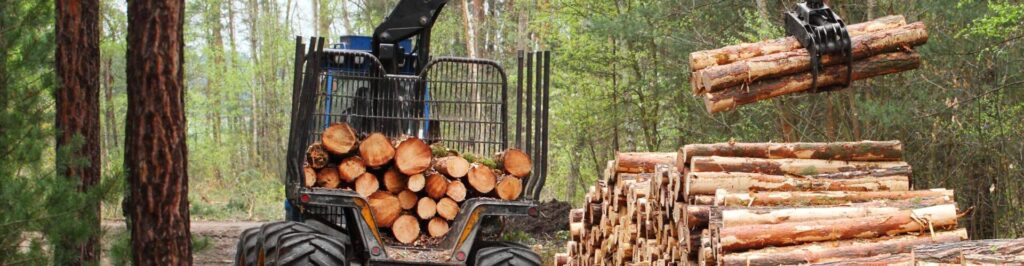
[437,197,460,221]
[614,152,676,174]
[713,189,954,207]
[912,238,1024,264]
[497,148,533,177]
[704,51,922,113]
[368,191,401,228]
[395,137,432,175]
[467,164,497,193]
[435,155,471,178]
[689,156,909,176]
[808,253,914,266]
[700,23,928,92]
[722,229,966,266]
[679,141,904,164]
[322,122,357,155]
[685,171,909,195]
[125,0,192,263]
[721,205,905,227]
[55,0,101,263]
[391,214,420,244]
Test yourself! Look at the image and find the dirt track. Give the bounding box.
[102,220,263,266]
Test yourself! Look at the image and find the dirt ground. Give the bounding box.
[102,220,263,266]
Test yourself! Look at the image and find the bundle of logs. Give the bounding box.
[554,141,1024,266]
[303,123,533,245]
[689,15,929,113]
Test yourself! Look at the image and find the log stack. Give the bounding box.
[689,15,929,113]
[303,122,533,245]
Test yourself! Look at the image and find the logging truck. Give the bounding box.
[234,1,550,265]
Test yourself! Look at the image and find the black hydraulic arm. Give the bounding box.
[784,0,853,92]
[371,0,449,74]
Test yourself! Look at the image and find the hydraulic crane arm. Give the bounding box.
[372,0,449,74]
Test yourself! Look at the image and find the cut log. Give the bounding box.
[368,191,401,228]
[359,133,396,168]
[394,137,432,175]
[338,156,366,183]
[686,171,909,195]
[496,148,533,178]
[704,51,922,113]
[699,22,928,92]
[436,197,460,221]
[321,123,358,155]
[397,190,418,210]
[354,172,379,197]
[718,204,959,252]
[496,176,524,201]
[391,214,420,244]
[416,197,437,219]
[807,253,914,266]
[679,141,904,163]
[689,15,906,73]
[383,167,407,193]
[303,166,317,188]
[689,156,909,176]
[407,173,425,192]
[714,189,954,206]
[721,229,966,266]
[614,152,677,174]
[446,180,467,202]
[466,164,497,193]
[434,156,471,178]
[316,167,342,189]
[721,205,905,227]
[425,173,450,200]
[427,217,450,237]
[306,143,329,169]
[912,238,1024,264]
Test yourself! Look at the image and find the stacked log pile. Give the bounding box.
[304,122,532,245]
[689,15,929,113]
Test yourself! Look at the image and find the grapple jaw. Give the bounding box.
[784,0,853,92]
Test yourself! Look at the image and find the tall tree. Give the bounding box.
[54,0,101,264]
[124,0,192,264]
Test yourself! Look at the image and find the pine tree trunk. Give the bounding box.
[689,156,909,176]
[912,238,1024,264]
[685,171,909,195]
[714,189,954,207]
[721,229,966,266]
[614,152,677,174]
[679,141,904,164]
[125,0,192,263]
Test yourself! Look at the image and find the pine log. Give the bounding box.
[306,143,329,169]
[338,156,366,183]
[425,173,450,200]
[446,180,468,202]
[416,197,437,219]
[435,156,471,178]
[700,22,928,92]
[467,164,498,193]
[614,152,677,174]
[721,205,904,227]
[689,15,907,73]
[687,197,954,231]
[714,189,954,206]
[679,141,903,164]
[719,204,959,252]
[316,167,342,189]
[427,216,450,237]
[391,214,420,244]
[368,191,401,228]
[689,156,909,176]
[359,133,396,168]
[407,173,425,192]
[912,238,1024,264]
[570,222,585,239]
[383,167,407,193]
[496,148,532,178]
[397,190,418,210]
[354,172,379,197]
[436,197,460,221]
[806,253,914,266]
[686,172,909,195]
[704,51,922,113]
[303,166,317,188]
[321,123,358,155]
[722,229,966,266]
[394,137,432,175]
[496,176,524,200]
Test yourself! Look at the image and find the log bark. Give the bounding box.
[425,173,450,200]
[306,143,329,169]
[317,167,342,189]
[395,137,432,175]
[303,166,317,187]
[354,172,379,197]
[368,191,401,228]
[417,197,437,219]
[407,173,425,192]
[689,15,906,73]
[467,164,497,193]
[808,253,914,266]
[497,148,533,178]
[721,205,905,227]
[689,156,909,176]
[704,51,922,113]
[428,217,450,237]
[805,165,913,180]
[397,190,418,210]
[383,167,407,193]
[912,238,1024,264]
[435,155,471,178]
[437,197,460,221]
[718,204,959,252]
[700,22,928,92]
[686,172,909,195]
[338,156,366,183]
[446,180,468,202]
[615,152,677,174]
[496,176,524,200]
[321,122,358,155]
[680,141,904,163]
[392,214,420,244]
[359,133,395,167]
[714,189,954,206]
[721,229,966,266]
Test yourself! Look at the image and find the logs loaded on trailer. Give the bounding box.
[302,122,533,245]
[689,15,930,113]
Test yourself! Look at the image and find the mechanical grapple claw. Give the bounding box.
[784,0,853,92]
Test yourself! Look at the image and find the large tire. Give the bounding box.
[273,232,348,266]
[472,242,541,266]
[257,221,318,265]
[235,227,260,266]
